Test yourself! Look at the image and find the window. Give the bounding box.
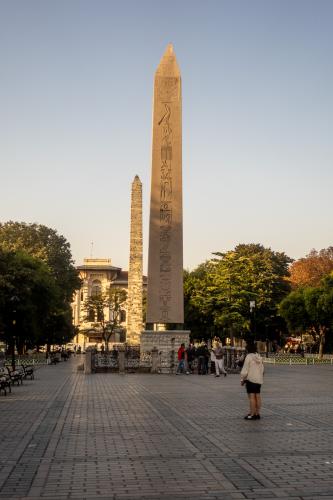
[120,310,126,323]
[91,279,102,297]
[97,309,104,322]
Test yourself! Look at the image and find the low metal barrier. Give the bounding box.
[263,354,333,365]
[90,345,246,374]
[125,345,140,370]
[93,352,119,371]
[5,355,48,366]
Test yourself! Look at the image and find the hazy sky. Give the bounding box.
[1,0,332,272]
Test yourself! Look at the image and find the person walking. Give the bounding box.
[210,347,216,375]
[240,342,264,420]
[196,342,209,375]
[213,342,227,377]
[176,343,186,374]
[185,343,196,374]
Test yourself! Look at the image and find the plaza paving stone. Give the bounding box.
[0,358,333,499]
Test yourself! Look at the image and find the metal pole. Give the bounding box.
[11,332,16,370]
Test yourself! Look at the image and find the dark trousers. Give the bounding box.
[198,356,207,374]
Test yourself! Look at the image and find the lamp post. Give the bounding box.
[249,300,256,340]
[11,331,16,370]
[10,295,19,370]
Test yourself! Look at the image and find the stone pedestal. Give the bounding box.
[140,330,190,374]
[151,348,159,374]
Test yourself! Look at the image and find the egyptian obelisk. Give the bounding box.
[127,175,143,344]
[146,44,184,327]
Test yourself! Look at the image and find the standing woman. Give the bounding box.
[240,343,264,420]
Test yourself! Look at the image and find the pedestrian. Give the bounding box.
[196,342,209,375]
[210,347,216,375]
[240,342,264,420]
[176,343,186,374]
[185,343,196,374]
[213,342,227,377]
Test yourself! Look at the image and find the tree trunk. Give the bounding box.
[103,332,112,352]
[318,327,326,359]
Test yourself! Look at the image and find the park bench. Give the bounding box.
[6,366,24,385]
[20,364,34,380]
[49,354,60,365]
[0,367,12,396]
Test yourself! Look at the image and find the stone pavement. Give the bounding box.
[0,358,333,499]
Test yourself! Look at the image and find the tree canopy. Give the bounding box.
[0,222,80,351]
[0,248,74,351]
[82,287,127,350]
[289,247,333,289]
[0,221,81,301]
[280,274,333,356]
[184,243,292,342]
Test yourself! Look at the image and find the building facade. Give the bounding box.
[72,258,146,351]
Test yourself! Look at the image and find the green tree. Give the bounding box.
[0,248,61,355]
[184,244,292,343]
[82,287,127,350]
[0,222,80,350]
[184,265,216,340]
[280,275,333,357]
[279,289,309,334]
[0,221,81,301]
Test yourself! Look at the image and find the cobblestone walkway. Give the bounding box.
[0,358,333,499]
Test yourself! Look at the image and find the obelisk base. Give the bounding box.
[140,330,190,374]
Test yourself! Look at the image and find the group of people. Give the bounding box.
[176,341,227,377]
[177,340,265,420]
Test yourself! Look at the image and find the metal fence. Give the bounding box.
[124,345,140,371]
[91,345,245,374]
[93,351,119,371]
[263,353,333,365]
[5,354,48,366]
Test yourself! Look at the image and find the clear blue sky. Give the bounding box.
[1,0,332,271]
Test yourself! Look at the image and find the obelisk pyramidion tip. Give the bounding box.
[157,43,180,77]
[166,43,174,54]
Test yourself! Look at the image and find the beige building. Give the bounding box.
[72,258,146,351]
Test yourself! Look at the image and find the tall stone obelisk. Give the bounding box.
[127,175,143,344]
[146,44,184,327]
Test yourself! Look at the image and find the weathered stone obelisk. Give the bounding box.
[127,175,143,345]
[146,43,184,327]
[141,44,189,372]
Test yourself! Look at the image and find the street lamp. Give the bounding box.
[249,300,256,340]
[10,295,19,370]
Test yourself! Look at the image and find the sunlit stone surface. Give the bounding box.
[146,44,184,325]
[127,175,143,344]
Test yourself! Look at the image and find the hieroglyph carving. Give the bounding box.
[146,44,183,325]
[159,103,173,321]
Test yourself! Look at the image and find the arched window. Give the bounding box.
[91,279,102,297]
[97,308,104,322]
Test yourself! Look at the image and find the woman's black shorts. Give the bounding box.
[245,381,261,394]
